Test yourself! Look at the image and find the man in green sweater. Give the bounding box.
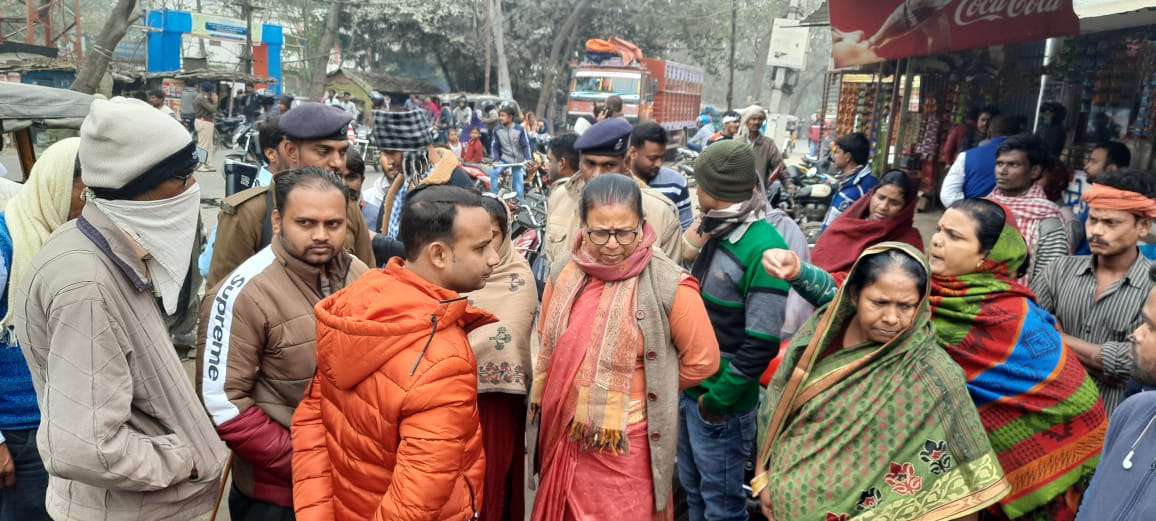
[681,140,789,521]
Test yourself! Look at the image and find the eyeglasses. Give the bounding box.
[174,172,194,187]
[585,227,640,245]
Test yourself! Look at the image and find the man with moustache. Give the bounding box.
[197,168,368,520]
[208,102,375,286]
[1032,169,1156,414]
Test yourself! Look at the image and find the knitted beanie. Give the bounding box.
[80,97,197,199]
[694,140,757,203]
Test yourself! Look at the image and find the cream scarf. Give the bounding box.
[90,184,201,314]
[3,137,80,326]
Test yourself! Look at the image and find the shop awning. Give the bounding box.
[825,0,1081,68]
[1077,0,1156,32]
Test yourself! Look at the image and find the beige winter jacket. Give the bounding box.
[14,204,228,521]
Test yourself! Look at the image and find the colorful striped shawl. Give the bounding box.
[929,218,1107,519]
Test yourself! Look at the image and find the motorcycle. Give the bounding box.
[353,124,381,171]
[214,115,245,148]
[785,158,840,246]
[505,190,548,297]
[671,147,698,187]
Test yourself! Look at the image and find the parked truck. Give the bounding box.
[565,40,703,147]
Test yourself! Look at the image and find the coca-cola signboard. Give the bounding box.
[828,0,1079,68]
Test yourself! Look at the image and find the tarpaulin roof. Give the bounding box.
[0,82,94,132]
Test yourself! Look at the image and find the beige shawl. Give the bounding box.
[465,228,538,394]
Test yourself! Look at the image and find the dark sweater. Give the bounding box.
[688,219,789,415]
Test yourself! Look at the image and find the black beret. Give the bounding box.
[575,118,632,156]
[280,102,353,141]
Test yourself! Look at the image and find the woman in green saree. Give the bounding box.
[751,243,1010,520]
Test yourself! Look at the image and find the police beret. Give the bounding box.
[279,102,352,141]
[574,118,632,156]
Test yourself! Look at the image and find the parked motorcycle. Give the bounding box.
[785,158,839,246]
[214,116,245,148]
[671,147,698,187]
[506,190,548,297]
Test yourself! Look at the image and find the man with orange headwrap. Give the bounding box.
[1031,169,1156,413]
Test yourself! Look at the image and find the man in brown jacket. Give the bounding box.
[15,97,228,521]
[208,102,374,287]
[197,167,368,520]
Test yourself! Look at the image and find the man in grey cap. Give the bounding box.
[207,102,374,287]
[544,118,682,264]
[15,97,228,521]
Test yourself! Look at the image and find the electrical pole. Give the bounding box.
[243,0,253,75]
[483,0,492,95]
[726,0,737,111]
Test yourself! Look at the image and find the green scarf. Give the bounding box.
[755,242,1009,520]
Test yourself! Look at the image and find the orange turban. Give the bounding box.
[1082,184,1156,218]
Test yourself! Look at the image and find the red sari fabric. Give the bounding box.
[811,186,923,274]
[478,393,526,521]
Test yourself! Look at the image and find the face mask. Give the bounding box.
[91,183,201,314]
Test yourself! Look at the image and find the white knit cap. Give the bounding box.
[79,96,197,198]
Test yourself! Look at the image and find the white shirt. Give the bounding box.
[939,151,967,207]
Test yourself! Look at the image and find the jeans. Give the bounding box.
[808,139,819,157]
[0,428,51,521]
[677,393,756,521]
[490,165,525,199]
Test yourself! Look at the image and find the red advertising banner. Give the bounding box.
[828,0,1080,68]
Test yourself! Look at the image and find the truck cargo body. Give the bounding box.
[566,57,703,146]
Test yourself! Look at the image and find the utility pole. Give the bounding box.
[242,0,253,75]
[726,0,737,111]
[483,0,492,95]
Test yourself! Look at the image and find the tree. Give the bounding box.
[71,0,139,94]
[534,0,589,117]
[490,0,512,99]
[307,2,342,99]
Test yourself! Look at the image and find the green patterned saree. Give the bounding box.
[753,243,1010,520]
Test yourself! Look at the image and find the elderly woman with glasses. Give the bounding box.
[528,173,719,521]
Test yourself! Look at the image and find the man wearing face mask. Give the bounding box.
[14,97,228,521]
[208,102,375,287]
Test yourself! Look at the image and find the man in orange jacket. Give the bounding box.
[292,185,500,520]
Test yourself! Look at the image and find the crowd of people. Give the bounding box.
[1,89,1155,521]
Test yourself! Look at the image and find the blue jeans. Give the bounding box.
[490,165,525,199]
[0,428,51,521]
[678,393,756,521]
[808,140,819,157]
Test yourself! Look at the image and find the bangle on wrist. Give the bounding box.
[683,235,703,251]
[750,472,769,497]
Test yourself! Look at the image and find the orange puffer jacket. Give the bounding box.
[292,258,496,521]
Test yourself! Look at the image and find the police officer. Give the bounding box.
[543,118,683,265]
[207,102,375,286]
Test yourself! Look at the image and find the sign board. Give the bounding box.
[767,18,809,69]
[191,13,255,42]
[827,0,1080,68]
